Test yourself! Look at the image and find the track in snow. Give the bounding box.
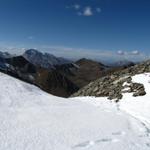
[0,72,150,150]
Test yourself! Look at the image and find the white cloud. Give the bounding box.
[83,7,93,16]
[66,4,101,17]
[117,50,125,55]
[131,50,140,55]
[117,50,141,56]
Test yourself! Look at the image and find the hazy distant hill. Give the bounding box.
[110,60,135,67]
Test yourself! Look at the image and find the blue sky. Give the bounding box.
[0,0,150,62]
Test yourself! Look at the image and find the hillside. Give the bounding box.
[54,58,111,88]
[35,67,79,97]
[1,55,78,97]
[0,72,150,149]
[1,51,116,97]
[23,50,113,89]
[71,60,150,100]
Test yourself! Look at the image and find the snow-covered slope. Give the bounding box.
[119,73,150,126]
[0,72,150,150]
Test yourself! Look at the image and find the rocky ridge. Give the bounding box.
[71,60,150,101]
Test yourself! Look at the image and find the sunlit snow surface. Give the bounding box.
[0,72,150,150]
[120,73,150,126]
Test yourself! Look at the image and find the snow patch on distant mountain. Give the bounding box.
[0,51,12,59]
[0,51,12,71]
[23,49,72,69]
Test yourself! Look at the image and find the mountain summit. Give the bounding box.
[23,49,71,69]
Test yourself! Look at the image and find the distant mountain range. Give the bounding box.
[0,49,136,97]
[110,60,135,67]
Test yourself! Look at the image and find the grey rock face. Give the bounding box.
[71,60,150,101]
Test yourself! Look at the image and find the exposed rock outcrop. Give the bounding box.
[71,60,150,101]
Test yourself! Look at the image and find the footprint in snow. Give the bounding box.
[95,138,120,143]
[95,138,112,143]
[146,143,150,147]
[72,138,120,149]
[72,141,95,149]
[112,131,126,136]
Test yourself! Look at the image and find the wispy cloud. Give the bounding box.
[117,50,125,55]
[117,50,141,56]
[66,4,101,17]
[83,7,93,16]
[131,50,140,55]
[66,4,80,10]
[38,46,148,62]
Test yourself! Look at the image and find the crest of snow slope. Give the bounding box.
[119,73,150,126]
[0,72,150,150]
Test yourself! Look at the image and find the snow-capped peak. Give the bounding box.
[23,49,71,69]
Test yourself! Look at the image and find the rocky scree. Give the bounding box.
[71,60,150,101]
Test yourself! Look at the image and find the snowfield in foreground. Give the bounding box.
[0,72,150,150]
